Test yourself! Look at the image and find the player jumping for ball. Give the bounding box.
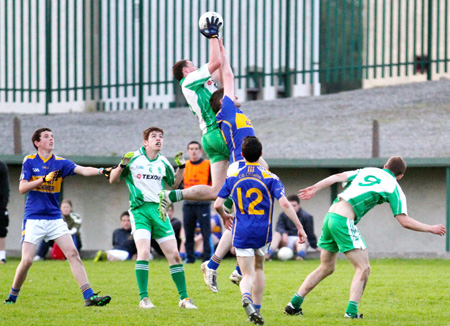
[162,15,231,214]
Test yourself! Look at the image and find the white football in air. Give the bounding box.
[198,11,223,32]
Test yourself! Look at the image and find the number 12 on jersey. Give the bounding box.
[236,187,265,215]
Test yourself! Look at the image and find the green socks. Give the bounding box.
[346,301,359,317]
[136,261,189,301]
[169,190,183,203]
[135,260,149,300]
[290,292,304,309]
[170,264,188,300]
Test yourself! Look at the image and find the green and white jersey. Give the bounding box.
[120,147,175,209]
[337,167,407,224]
[180,64,218,134]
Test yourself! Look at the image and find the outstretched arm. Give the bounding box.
[171,167,184,189]
[110,152,134,184]
[74,165,102,176]
[220,39,235,100]
[170,151,185,189]
[201,14,223,75]
[299,172,348,200]
[109,166,123,184]
[396,214,446,236]
[279,195,307,243]
[207,38,222,75]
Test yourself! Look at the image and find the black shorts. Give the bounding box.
[0,209,9,237]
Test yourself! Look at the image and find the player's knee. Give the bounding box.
[355,263,370,278]
[320,264,335,276]
[363,264,371,277]
[137,248,152,260]
[165,248,181,263]
[64,247,80,261]
[172,253,182,264]
[21,256,34,268]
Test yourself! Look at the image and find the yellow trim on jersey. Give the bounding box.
[38,153,54,163]
[262,171,276,179]
[220,120,237,162]
[30,175,62,193]
[235,113,253,129]
[23,154,37,162]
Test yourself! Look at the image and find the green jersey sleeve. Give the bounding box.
[387,184,408,216]
[181,65,212,92]
[341,169,360,188]
[161,156,175,187]
[119,150,139,180]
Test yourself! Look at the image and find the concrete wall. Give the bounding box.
[5,165,448,255]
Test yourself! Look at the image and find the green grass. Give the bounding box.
[1,258,449,326]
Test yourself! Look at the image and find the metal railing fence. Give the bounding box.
[0,0,449,113]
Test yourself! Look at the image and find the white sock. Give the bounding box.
[0,250,6,260]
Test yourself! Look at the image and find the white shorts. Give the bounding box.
[235,243,270,257]
[22,219,70,245]
[107,249,130,261]
[133,228,175,244]
[287,236,299,250]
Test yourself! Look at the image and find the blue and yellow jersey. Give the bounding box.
[217,162,285,249]
[216,96,256,163]
[20,153,76,220]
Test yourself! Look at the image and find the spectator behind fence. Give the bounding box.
[34,199,82,261]
[94,211,137,262]
[180,211,222,261]
[268,195,320,261]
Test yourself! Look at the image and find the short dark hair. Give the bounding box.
[61,199,73,208]
[120,211,130,220]
[242,136,262,163]
[143,127,164,140]
[187,141,202,150]
[31,128,52,150]
[287,195,300,204]
[172,60,189,81]
[386,156,407,177]
[210,88,224,114]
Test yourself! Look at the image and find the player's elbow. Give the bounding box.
[223,69,234,80]
[213,200,221,212]
[209,59,221,73]
[279,197,290,210]
[396,214,412,228]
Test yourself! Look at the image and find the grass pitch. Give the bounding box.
[1,257,449,326]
